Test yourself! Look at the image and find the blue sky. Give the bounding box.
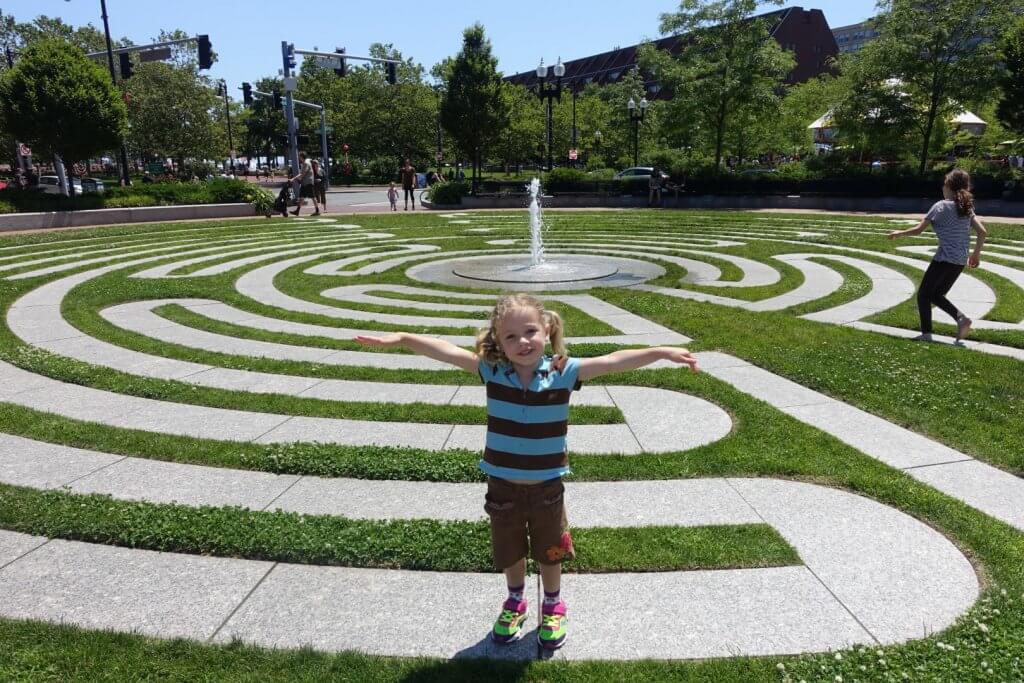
[10,1,878,90]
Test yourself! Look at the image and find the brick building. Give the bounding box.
[505,6,838,98]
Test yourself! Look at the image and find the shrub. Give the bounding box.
[367,157,398,184]
[427,181,469,205]
[543,167,590,192]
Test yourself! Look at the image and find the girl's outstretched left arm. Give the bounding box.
[577,346,698,382]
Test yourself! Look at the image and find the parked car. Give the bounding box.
[81,177,105,193]
[614,166,655,184]
[35,175,83,195]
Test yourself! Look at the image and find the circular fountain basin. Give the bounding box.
[406,254,665,292]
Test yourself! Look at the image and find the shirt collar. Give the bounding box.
[502,356,552,381]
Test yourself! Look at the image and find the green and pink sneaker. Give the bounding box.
[539,601,568,650]
[491,598,528,644]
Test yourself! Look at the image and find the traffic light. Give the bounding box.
[386,61,397,85]
[334,47,347,77]
[118,52,133,79]
[284,43,296,69]
[272,90,282,110]
[197,34,212,70]
[241,82,252,106]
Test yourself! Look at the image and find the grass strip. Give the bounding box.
[1,344,622,424]
[0,484,797,574]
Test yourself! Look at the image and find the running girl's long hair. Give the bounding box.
[945,169,974,218]
[475,293,566,365]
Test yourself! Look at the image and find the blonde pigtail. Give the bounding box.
[545,309,567,357]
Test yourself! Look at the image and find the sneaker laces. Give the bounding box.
[542,613,562,628]
[500,609,523,623]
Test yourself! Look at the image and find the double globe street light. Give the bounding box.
[627,95,649,167]
[535,57,565,172]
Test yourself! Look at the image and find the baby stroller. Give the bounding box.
[269,182,291,218]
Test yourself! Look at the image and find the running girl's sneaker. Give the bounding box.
[491,598,528,644]
[538,601,568,650]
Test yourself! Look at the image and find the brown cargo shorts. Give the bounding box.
[484,476,576,570]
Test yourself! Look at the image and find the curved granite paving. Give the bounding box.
[1,212,1022,661]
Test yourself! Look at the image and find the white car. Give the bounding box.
[35,176,105,195]
[36,176,83,196]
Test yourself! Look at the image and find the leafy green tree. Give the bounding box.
[125,60,220,170]
[642,0,794,170]
[858,0,1024,175]
[997,19,1024,140]
[0,38,126,185]
[495,83,544,171]
[439,24,509,188]
[293,44,439,172]
[0,13,130,168]
[774,75,841,156]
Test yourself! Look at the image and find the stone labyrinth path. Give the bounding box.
[0,210,1022,662]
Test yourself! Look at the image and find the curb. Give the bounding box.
[0,203,257,231]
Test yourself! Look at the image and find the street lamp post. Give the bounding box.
[593,129,602,163]
[570,80,578,168]
[535,57,564,172]
[627,95,648,167]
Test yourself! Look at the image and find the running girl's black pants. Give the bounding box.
[917,259,965,334]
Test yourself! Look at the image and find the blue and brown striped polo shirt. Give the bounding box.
[478,356,582,481]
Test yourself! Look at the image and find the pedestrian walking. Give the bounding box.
[400,158,416,210]
[888,169,988,343]
[312,159,327,212]
[648,167,664,207]
[355,293,698,651]
[289,152,320,216]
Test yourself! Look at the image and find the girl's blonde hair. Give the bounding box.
[475,293,566,365]
[945,169,974,217]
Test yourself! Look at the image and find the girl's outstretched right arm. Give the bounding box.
[354,333,478,373]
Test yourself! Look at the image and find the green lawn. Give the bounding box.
[0,210,1022,681]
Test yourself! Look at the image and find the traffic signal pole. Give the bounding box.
[281,42,300,183]
[99,0,132,187]
[277,45,400,192]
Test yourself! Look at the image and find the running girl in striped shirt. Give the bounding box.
[355,293,698,650]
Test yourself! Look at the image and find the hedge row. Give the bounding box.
[0,178,274,214]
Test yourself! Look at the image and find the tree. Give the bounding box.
[859,0,1024,175]
[642,0,794,170]
[496,83,544,171]
[0,39,126,189]
[997,19,1024,139]
[0,13,130,169]
[774,75,841,156]
[125,60,220,171]
[439,24,509,189]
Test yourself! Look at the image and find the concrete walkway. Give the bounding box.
[0,469,978,659]
[0,212,1021,661]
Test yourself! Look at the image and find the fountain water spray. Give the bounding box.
[528,178,545,266]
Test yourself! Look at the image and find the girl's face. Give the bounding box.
[496,306,549,368]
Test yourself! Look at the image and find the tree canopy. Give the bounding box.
[0,38,126,168]
[642,0,794,169]
[439,24,509,184]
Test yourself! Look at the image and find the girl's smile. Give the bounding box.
[497,307,549,368]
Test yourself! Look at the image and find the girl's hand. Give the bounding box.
[354,334,403,348]
[968,253,981,268]
[887,231,901,240]
[663,347,699,372]
[551,354,569,372]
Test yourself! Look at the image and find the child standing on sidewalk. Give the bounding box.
[889,169,988,343]
[387,182,399,211]
[354,293,698,650]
